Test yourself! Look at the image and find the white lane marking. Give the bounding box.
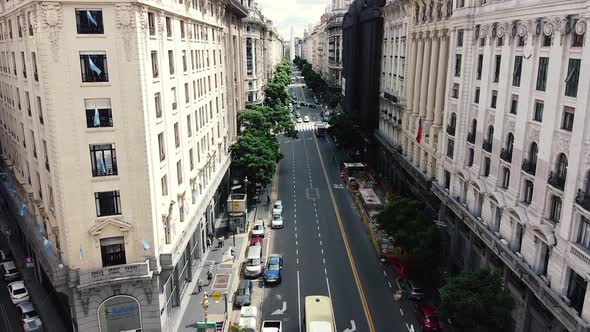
[318,233,321,238]
[296,240,298,246]
[319,241,323,246]
[324,268,328,275]
[295,226,297,232]
[317,226,320,230]
[323,258,326,264]
[297,271,302,332]
[296,249,298,255]
[406,323,415,332]
[400,308,404,316]
[388,281,393,288]
[326,277,337,331]
[321,249,324,255]
[297,258,299,264]
[383,271,387,276]
[295,233,297,239]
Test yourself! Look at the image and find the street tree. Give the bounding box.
[327,112,363,149]
[231,128,282,190]
[264,81,290,108]
[438,269,514,332]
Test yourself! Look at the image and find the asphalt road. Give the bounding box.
[0,258,24,332]
[261,73,421,332]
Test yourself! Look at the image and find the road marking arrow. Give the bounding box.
[405,323,415,332]
[271,301,287,315]
[343,320,356,332]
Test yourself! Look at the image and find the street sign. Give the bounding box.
[210,291,221,302]
[196,322,216,328]
[232,201,240,210]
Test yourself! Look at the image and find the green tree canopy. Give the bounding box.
[231,128,282,188]
[327,112,363,149]
[438,269,514,332]
[264,81,290,108]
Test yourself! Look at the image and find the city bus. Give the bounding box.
[304,295,335,332]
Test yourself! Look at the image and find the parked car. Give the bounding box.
[271,212,283,229]
[1,261,20,281]
[273,200,283,214]
[296,117,303,123]
[22,317,43,332]
[251,219,265,238]
[415,303,441,331]
[382,256,409,279]
[17,302,39,321]
[263,255,283,284]
[234,280,253,308]
[0,249,12,262]
[7,281,30,305]
[249,237,263,247]
[309,104,317,109]
[303,116,310,122]
[402,279,424,301]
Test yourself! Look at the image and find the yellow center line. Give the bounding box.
[312,133,376,332]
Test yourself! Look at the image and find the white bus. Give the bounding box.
[304,295,335,332]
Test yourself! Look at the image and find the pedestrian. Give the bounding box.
[206,237,211,249]
[207,270,213,285]
[197,278,203,293]
[218,236,224,248]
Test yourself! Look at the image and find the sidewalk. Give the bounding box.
[0,208,71,332]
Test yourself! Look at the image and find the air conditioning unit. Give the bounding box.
[500,239,509,246]
[494,231,501,238]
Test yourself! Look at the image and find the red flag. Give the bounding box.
[416,117,422,143]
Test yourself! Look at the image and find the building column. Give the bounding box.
[434,30,449,127]
[419,32,432,119]
[426,32,440,123]
[406,34,418,112]
[412,34,425,117]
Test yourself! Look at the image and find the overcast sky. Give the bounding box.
[255,0,332,39]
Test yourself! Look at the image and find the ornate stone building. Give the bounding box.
[0,0,247,331]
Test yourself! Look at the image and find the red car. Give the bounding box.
[383,256,409,279]
[249,237,263,247]
[415,304,441,331]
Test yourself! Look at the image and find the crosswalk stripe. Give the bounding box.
[294,122,317,132]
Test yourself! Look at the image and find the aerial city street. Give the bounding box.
[0,0,588,332]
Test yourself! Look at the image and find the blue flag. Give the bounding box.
[79,245,84,259]
[142,239,151,250]
[88,57,102,76]
[18,203,26,217]
[43,238,52,253]
[93,108,100,127]
[86,10,98,26]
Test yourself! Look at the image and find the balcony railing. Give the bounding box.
[446,125,456,136]
[482,140,492,152]
[548,172,566,191]
[500,148,512,162]
[467,132,476,144]
[522,159,537,175]
[431,183,590,332]
[576,190,590,212]
[77,260,152,288]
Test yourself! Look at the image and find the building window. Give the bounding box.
[37,96,44,125]
[80,53,108,82]
[565,58,581,98]
[572,32,585,47]
[467,148,474,166]
[155,93,162,118]
[483,157,491,177]
[187,115,192,137]
[90,144,117,177]
[21,52,26,78]
[158,132,166,161]
[523,180,534,204]
[543,34,552,47]
[513,56,523,87]
[444,170,451,190]
[446,139,454,159]
[454,54,462,77]
[151,51,159,78]
[171,87,177,110]
[533,100,544,122]
[31,52,38,81]
[497,36,504,47]
[567,269,587,315]
[517,35,525,47]
[168,50,175,75]
[457,30,464,47]
[185,83,189,103]
[502,167,510,189]
[493,55,501,83]
[176,160,183,185]
[166,17,172,37]
[174,122,180,148]
[182,50,187,72]
[451,83,459,99]
[100,237,126,267]
[490,90,497,109]
[476,54,483,80]
[161,175,169,196]
[95,190,122,217]
[562,106,575,131]
[536,57,549,91]
[510,95,518,114]
[474,87,480,104]
[180,20,185,39]
[189,148,194,170]
[75,9,104,34]
[549,195,562,222]
[148,12,156,35]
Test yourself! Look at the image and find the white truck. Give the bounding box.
[262,320,282,332]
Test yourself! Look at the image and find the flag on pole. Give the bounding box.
[86,10,98,26]
[43,238,52,253]
[142,239,151,250]
[416,117,423,143]
[88,57,102,76]
[79,245,84,259]
[93,108,100,127]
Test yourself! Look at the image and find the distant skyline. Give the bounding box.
[255,0,332,39]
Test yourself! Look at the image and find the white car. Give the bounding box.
[271,212,284,229]
[303,116,310,122]
[251,219,265,238]
[22,317,43,332]
[296,117,303,123]
[273,200,283,214]
[7,281,30,305]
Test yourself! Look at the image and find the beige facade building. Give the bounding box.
[0,0,247,331]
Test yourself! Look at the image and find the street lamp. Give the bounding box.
[201,292,209,331]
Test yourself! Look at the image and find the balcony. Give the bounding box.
[467,132,476,144]
[446,124,456,136]
[576,190,590,212]
[500,148,512,163]
[522,159,537,176]
[431,182,590,332]
[76,260,153,289]
[548,172,566,191]
[482,140,492,152]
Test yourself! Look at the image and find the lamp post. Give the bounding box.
[201,292,209,331]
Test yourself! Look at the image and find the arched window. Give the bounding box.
[556,153,568,178]
[505,133,514,154]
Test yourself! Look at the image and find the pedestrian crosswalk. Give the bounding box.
[295,122,317,132]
